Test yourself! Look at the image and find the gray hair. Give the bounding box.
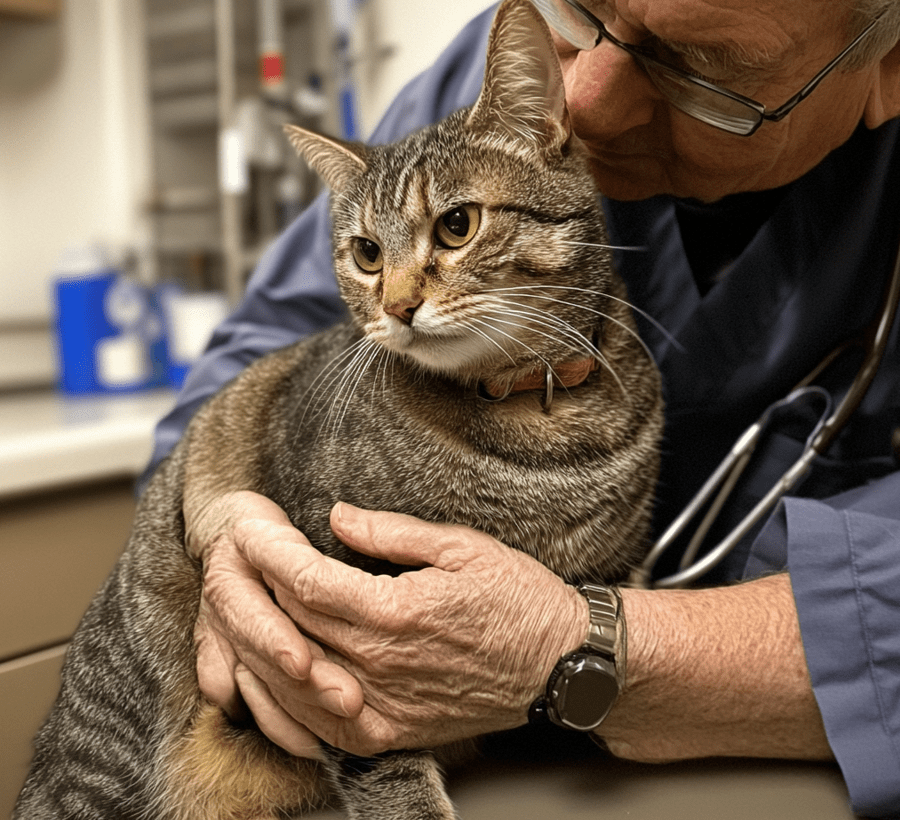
[846,0,900,67]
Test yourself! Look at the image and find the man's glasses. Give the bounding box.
[529,0,884,136]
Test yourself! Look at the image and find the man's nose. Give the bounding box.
[561,43,659,141]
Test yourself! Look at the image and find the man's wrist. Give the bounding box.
[530,583,625,732]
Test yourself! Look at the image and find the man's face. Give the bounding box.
[555,0,882,201]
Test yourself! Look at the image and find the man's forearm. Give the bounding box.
[600,574,833,762]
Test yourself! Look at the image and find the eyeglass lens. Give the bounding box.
[530,0,599,50]
[640,64,761,134]
[528,0,762,134]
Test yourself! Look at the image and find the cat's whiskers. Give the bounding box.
[483,299,600,361]
[456,318,521,368]
[468,316,558,383]
[357,343,392,419]
[325,340,386,442]
[483,284,680,354]
[315,349,371,442]
[557,239,648,252]
[488,302,625,395]
[297,337,375,431]
[496,293,647,375]
[297,336,385,445]
[478,307,625,396]
[377,346,398,406]
[327,344,381,439]
[482,290,649,369]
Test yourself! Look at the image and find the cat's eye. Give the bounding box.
[351,238,383,273]
[435,205,480,249]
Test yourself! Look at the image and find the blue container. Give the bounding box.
[53,266,166,395]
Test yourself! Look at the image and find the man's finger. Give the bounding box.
[194,609,244,718]
[330,502,496,570]
[234,515,376,620]
[234,665,325,760]
[204,552,314,681]
[307,656,365,718]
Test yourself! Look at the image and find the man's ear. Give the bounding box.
[864,40,900,128]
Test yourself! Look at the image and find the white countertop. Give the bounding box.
[0,389,177,498]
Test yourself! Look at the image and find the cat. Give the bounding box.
[13,1,662,818]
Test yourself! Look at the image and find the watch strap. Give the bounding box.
[578,582,625,688]
[529,583,626,729]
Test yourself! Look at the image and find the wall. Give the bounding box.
[353,0,494,137]
[0,0,151,387]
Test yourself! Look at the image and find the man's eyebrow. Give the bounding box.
[658,36,785,73]
[583,0,788,74]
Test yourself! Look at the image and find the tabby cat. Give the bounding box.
[14,1,662,817]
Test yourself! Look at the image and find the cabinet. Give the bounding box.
[0,479,137,816]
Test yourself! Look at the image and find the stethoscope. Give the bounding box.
[628,238,900,590]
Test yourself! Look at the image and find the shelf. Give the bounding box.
[150,57,218,97]
[144,4,215,40]
[147,185,218,213]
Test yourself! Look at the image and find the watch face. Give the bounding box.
[554,656,618,731]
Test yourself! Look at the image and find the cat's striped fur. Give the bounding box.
[14,1,662,817]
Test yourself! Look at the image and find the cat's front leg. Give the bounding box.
[320,745,459,820]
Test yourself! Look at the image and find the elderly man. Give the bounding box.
[146,1,900,816]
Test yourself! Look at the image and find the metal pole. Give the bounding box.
[214,0,245,307]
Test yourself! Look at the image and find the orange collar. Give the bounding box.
[481,358,598,410]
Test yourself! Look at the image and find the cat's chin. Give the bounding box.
[392,344,483,380]
[375,329,501,381]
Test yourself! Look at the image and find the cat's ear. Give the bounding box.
[284,125,368,193]
[466,0,570,152]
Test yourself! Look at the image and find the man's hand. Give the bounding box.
[235,502,590,756]
[189,495,832,765]
[188,491,365,758]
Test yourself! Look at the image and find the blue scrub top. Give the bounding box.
[144,7,900,814]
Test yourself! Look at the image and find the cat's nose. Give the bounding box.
[382,268,425,324]
[384,297,423,325]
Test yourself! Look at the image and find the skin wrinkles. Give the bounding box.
[559,0,881,201]
[583,0,798,73]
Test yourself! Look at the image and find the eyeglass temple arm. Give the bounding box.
[765,14,885,123]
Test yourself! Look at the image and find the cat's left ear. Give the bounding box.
[466,0,571,153]
[284,125,368,193]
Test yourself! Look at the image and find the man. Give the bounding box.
[146,1,900,815]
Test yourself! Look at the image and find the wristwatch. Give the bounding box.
[530,582,625,732]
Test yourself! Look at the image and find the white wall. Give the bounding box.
[353,0,495,137]
[0,0,151,386]
[0,0,151,321]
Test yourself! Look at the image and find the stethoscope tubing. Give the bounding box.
[629,233,900,590]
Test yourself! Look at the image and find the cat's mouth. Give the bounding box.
[375,321,498,376]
